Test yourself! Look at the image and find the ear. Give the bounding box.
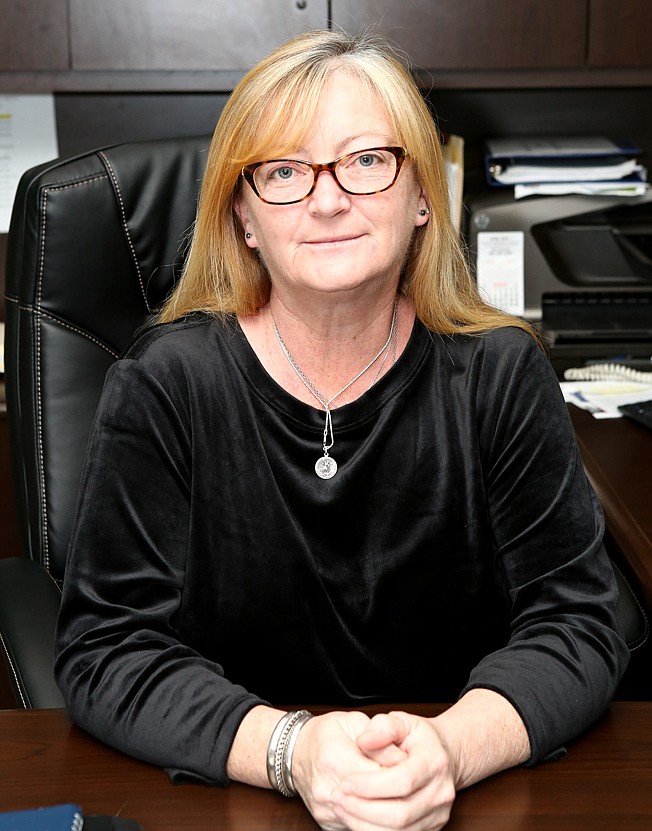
[414,186,430,228]
[233,196,258,248]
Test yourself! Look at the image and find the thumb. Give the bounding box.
[356,713,410,766]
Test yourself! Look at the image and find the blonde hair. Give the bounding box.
[159,29,537,340]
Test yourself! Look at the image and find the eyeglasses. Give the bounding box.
[241,146,407,205]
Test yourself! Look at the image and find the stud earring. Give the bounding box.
[245,232,252,239]
[418,208,430,216]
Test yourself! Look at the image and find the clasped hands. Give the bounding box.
[291,710,457,831]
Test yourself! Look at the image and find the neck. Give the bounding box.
[269,289,402,405]
[274,296,399,408]
[238,289,415,409]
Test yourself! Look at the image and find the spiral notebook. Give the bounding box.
[0,805,142,831]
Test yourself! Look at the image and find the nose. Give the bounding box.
[307,169,351,215]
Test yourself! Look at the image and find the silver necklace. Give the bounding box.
[273,298,399,479]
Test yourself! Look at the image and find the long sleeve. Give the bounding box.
[459,329,629,760]
[54,352,265,785]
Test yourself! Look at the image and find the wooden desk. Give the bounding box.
[570,406,652,611]
[1,704,652,830]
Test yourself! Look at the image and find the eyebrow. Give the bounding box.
[296,133,395,158]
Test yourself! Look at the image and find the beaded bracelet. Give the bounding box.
[266,710,313,797]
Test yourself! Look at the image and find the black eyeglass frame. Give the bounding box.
[241,146,408,205]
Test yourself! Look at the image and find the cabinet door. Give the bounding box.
[588,0,652,68]
[0,0,69,71]
[70,0,328,71]
[332,0,587,70]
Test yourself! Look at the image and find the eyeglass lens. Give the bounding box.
[252,148,400,203]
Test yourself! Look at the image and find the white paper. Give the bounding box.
[493,158,643,185]
[515,181,649,199]
[476,231,524,315]
[0,95,58,233]
[561,380,652,419]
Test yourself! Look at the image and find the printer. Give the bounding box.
[465,188,652,373]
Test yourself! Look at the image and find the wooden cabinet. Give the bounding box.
[69,0,328,72]
[332,0,588,71]
[1,0,652,90]
[333,0,652,74]
[0,0,68,71]
[588,0,652,68]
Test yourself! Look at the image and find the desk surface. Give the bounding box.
[1,703,652,830]
[570,406,652,611]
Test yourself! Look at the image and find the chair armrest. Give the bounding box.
[0,557,65,708]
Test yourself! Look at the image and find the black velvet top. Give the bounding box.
[54,313,629,785]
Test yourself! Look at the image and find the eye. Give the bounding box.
[271,165,295,181]
[356,153,378,168]
[260,161,308,184]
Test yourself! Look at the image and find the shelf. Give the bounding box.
[2,67,652,95]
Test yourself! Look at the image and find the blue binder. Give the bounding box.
[484,136,643,187]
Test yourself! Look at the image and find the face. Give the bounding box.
[235,69,429,304]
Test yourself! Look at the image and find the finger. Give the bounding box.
[364,743,408,767]
[356,713,409,753]
[342,746,448,800]
[332,783,454,831]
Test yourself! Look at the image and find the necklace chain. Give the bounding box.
[273,297,399,479]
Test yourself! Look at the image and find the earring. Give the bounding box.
[245,232,252,239]
[418,208,430,216]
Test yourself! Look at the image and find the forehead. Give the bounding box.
[300,71,395,153]
[254,68,398,161]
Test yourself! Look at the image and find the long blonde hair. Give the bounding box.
[159,29,536,340]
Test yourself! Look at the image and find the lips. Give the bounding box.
[305,234,362,245]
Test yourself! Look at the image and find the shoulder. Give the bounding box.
[117,312,244,379]
[104,313,241,400]
[425,324,545,373]
[124,312,232,362]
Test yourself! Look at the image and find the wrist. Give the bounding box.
[266,710,314,797]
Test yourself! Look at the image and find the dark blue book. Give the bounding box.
[0,806,141,831]
[0,805,83,831]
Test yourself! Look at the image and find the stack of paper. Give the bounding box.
[484,136,648,199]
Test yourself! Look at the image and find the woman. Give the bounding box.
[55,29,629,831]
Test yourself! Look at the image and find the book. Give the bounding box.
[0,806,142,831]
[0,804,83,831]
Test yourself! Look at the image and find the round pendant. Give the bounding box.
[315,455,338,479]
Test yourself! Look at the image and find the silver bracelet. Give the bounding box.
[283,710,313,796]
[266,710,313,797]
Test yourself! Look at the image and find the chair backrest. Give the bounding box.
[4,135,211,581]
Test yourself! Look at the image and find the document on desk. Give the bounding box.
[0,95,58,233]
[561,380,652,418]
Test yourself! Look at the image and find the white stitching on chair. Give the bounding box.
[35,174,110,572]
[0,630,28,708]
[36,188,50,571]
[38,309,121,360]
[98,151,152,314]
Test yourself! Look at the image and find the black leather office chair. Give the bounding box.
[0,135,210,706]
[0,135,648,709]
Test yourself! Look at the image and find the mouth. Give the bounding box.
[304,234,363,247]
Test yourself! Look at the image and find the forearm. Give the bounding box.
[431,688,530,789]
[226,704,288,787]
